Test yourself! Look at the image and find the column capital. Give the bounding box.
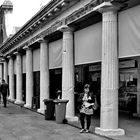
[13,52,18,55]
[97,2,122,13]
[23,45,32,50]
[7,55,11,59]
[13,51,22,56]
[7,54,14,59]
[13,48,22,55]
[57,25,74,33]
[1,57,8,62]
[37,38,48,44]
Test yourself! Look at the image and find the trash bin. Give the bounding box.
[54,99,69,123]
[43,99,55,120]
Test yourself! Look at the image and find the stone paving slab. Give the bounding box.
[0,103,111,140]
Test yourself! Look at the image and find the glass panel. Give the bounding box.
[119,70,137,113]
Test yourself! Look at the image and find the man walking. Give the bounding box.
[0,79,9,107]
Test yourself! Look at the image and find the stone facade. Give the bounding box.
[0,0,140,136]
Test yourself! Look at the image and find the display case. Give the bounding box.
[119,70,137,113]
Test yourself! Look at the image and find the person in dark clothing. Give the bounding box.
[56,89,62,99]
[0,79,9,107]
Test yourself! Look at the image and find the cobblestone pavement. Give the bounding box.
[0,103,112,140]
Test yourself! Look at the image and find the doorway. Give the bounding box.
[49,69,62,99]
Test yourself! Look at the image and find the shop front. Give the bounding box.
[118,5,140,115]
[74,63,101,114]
[49,39,62,100]
[74,59,139,115]
[119,59,138,114]
[32,46,40,110]
[32,71,40,110]
[74,21,102,114]
[49,69,62,99]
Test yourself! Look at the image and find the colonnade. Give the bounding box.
[1,1,125,136]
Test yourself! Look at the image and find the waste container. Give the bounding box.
[43,99,55,120]
[53,99,69,123]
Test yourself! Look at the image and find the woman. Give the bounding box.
[78,84,95,133]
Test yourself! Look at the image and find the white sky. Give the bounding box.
[0,0,51,35]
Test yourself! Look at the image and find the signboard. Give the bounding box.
[119,60,136,69]
[89,65,101,72]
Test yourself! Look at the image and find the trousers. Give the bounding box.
[80,113,92,130]
[2,96,7,107]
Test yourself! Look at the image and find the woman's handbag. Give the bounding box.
[92,97,99,110]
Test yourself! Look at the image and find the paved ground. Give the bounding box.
[0,103,111,140]
[0,103,140,140]
[69,112,140,140]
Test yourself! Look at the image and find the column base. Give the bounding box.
[15,100,24,105]
[24,104,32,109]
[66,116,79,122]
[8,96,11,100]
[37,108,45,114]
[95,127,125,136]
[132,113,140,118]
[8,98,16,102]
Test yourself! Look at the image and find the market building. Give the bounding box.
[0,0,140,136]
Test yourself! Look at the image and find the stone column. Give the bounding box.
[23,46,33,108]
[4,59,8,83]
[14,52,24,105]
[38,38,50,114]
[58,25,78,121]
[0,63,3,81]
[8,56,15,102]
[95,2,125,136]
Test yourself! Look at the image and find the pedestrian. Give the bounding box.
[0,81,2,104]
[78,84,95,133]
[56,89,62,99]
[0,79,9,108]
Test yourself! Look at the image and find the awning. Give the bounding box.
[49,39,62,69]
[33,48,40,71]
[74,22,102,65]
[119,5,140,58]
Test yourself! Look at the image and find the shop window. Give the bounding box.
[49,69,62,99]
[74,66,83,93]
[33,71,40,109]
[22,73,26,102]
[89,72,101,94]
[14,74,16,99]
[119,71,137,113]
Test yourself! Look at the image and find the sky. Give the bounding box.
[0,0,51,35]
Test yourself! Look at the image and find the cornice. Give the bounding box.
[1,19,64,55]
[65,0,101,25]
[57,25,74,32]
[65,0,127,25]
[0,0,128,56]
[0,0,75,52]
